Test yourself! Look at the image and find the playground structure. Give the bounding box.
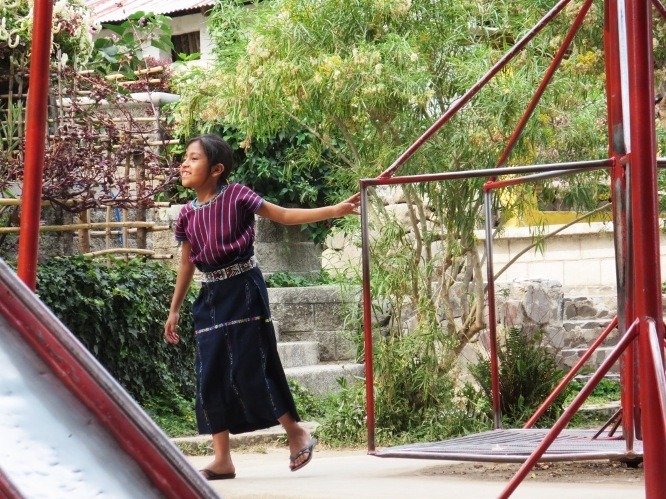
[4,0,664,497]
[360,1,666,498]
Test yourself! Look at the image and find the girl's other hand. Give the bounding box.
[335,193,361,217]
[164,311,180,344]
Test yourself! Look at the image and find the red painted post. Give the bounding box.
[360,182,376,453]
[603,0,637,451]
[625,0,666,497]
[16,0,54,290]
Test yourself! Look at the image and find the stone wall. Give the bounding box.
[268,286,358,362]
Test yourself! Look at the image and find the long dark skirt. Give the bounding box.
[192,266,299,435]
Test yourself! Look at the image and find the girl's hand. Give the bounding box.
[335,193,361,217]
[164,311,180,344]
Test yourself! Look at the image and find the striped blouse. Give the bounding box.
[174,183,264,269]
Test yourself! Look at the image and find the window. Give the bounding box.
[171,31,201,60]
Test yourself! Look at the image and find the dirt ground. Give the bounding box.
[421,459,644,484]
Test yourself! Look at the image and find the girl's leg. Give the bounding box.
[278,412,314,470]
[201,431,235,477]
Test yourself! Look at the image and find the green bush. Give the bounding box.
[467,327,571,428]
[36,255,197,405]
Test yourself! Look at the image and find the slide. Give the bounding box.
[0,258,215,498]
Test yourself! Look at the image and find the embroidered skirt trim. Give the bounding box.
[195,314,271,335]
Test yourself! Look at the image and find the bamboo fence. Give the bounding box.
[0,61,177,260]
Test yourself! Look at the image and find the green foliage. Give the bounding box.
[288,379,327,421]
[142,393,197,437]
[265,270,334,288]
[467,327,571,427]
[36,255,197,405]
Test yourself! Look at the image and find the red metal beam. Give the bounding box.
[360,182,376,453]
[625,0,666,495]
[16,0,54,290]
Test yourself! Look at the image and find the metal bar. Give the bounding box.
[484,190,502,429]
[377,0,577,178]
[625,0,666,495]
[592,407,623,439]
[485,166,606,191]
[524,316,619,428]
[499,321,640,498]
[360,180,376,453]
[604,0,637,454]
[647,319,666,421]
[16,0,54,290]
[365,159,612,188]
[375,450,635,463]
[493,0,595,171]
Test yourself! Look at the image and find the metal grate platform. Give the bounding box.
[374,429,643,463]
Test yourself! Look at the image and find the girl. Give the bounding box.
[164,134,360,480]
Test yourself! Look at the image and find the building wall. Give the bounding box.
[481,221,666,289]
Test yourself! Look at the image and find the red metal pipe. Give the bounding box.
[484,191,502,428]
[625,0,666,495]
[493,0,595,172]
[360,181,376,453]
[603,0,637,452]
[377,0,577,179]
[647,320,666,419]
[499,321,640,498]
[16,0,54,290]
[524,316,619,428]
[366,159,612,188]
[485,166,605,191]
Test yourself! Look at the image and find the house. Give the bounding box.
[84,0,216,62]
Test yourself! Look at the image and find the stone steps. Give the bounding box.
[284,363,365,396]
[277,341,319,368]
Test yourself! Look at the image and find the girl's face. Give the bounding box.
[180,141,223,190]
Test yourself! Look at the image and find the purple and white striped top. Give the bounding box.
[174,183,264,268]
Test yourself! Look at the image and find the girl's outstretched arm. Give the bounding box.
[256,193,360,226]
[164,241,196,345]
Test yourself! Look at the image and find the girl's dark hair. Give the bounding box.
[187,134,234,185]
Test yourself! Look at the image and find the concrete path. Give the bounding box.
[186,446,645,499]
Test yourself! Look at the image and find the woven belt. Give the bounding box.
[201,257,257,283]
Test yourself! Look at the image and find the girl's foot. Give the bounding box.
[200,459,235,480]
[288,427,316,471]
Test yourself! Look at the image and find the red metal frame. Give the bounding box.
[16,0,53,290]
[362,1,666,497]
[0,261,214,497]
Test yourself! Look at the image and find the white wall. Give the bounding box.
[479,221,666,289]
